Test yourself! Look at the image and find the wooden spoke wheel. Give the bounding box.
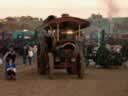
[47,52,54,79]
[77,52,85,79]
[37,52,47,75]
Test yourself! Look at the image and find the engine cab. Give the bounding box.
[36,14,90,79]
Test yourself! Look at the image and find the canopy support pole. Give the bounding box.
[78,24,81,38]
[49,26,53,35]
[57,24,60,41]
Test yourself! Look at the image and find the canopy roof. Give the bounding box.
[42,15,90,30]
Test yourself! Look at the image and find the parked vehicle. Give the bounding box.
[12,31,35,55]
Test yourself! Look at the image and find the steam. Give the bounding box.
[103,0,119,20]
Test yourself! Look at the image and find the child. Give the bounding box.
[5,58,16,80]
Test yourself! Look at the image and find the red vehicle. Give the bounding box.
[36,14,90,79]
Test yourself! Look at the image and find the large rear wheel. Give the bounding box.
[48,52,54,79]
[78,62,84,79]
[37,52,47,75]
[77,51,85,79]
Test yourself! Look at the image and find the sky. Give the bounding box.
[0,0,127,19]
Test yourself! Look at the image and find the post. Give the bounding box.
[76,31,77,39]
[78,25,81,38]
[57,24,59,41]
[49,26,52,35]
[50,26,56,46]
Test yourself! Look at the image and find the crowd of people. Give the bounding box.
[0,44,38,80]
[0,41,128,80]
[22,45,38,65]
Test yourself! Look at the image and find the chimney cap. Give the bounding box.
[61,14,70,17]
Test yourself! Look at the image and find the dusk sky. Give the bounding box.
[0,0,127,19]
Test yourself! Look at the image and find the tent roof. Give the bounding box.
[42,16,90,30]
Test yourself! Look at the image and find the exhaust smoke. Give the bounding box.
[102,0,119,34]
[103,0,119,20]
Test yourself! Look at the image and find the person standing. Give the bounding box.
[3,49,10,79]
[28,46,34,65]
[33,45,38,64]
[22,46,28,64]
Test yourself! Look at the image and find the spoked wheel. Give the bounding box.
[37,56,42,74]
[77,52,85,79]
[37,53,47,75]
[77,62,85,79]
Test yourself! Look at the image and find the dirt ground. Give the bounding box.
[0,57,128,96]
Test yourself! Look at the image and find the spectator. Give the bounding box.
[28,46,34,65]
[3,48,16,80]
[5,58,16,80]
[22,45,28,64]
[33,45,38,64]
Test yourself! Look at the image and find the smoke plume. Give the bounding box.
[103,0,119,20]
